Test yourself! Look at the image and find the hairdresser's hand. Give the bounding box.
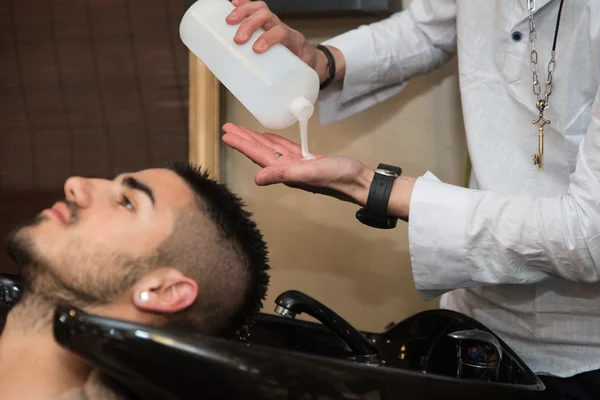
[222,123,368,204]
[222,123,414,220]
[225,0,345,84]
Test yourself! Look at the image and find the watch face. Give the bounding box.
[375,169,398,177]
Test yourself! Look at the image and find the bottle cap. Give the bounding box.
[289,96,315,121]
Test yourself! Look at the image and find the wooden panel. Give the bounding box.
[188,53,221,180]
[0,0,189,272]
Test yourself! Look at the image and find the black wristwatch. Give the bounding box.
[355,163,402,229]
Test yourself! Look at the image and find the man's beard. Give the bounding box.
[5,213,45,268]
[5,199,79,267]
[4,205,150,318]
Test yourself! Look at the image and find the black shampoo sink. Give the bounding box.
[53,305,544,400]
[249,310,542,387]
[0,274,544,399]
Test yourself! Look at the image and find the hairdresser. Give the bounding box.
[221,1,600,397]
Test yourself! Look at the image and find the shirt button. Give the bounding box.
[511,31,523,42]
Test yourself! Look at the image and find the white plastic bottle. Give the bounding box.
[180,0,320,131]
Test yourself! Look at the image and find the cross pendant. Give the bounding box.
[532,107,550,171]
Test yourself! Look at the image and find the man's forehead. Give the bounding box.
[127,168,194,207]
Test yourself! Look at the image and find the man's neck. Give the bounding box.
[0,297,92,399]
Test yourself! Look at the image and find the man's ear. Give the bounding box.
[131,267,198,315]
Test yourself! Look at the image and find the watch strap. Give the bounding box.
[356,163,402,229]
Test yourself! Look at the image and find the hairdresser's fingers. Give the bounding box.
[255,162,310,186]
[226,0,310,61]
[253,24,297,54]
[234,127,291,156]
[233,125,274,143]
[224,123,320,160]
[222,123,262,143]
[222,122,244,134]
[227,0,260,26]
[231,125,277,146]
[263,132,325,159]
[228,2,277,43]
[223,123,281,153]
[241,127,324,159]
[222,133,280,166]
[261,133,304,157]
[222,123,263,146]
[234,8,279,46]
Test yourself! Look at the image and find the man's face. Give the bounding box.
[6,168,195,305]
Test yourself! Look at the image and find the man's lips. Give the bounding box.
[49,202,70,225]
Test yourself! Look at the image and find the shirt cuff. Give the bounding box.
[408,173,472,301]
[317,28,407,126]
[322,26,381,104]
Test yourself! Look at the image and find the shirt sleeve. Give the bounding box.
[317,0,457,125]
[409,86,600,301]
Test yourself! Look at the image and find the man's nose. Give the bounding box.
[64,176,93,209]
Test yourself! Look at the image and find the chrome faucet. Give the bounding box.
[448,329,503,381]
[274,290,379,363]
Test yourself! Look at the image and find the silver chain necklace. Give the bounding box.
[527,0,565,171]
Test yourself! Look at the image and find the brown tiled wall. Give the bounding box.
[0,0,189,273]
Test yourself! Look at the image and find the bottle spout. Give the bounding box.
[289,96,314,121]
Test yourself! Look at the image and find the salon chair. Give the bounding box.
[0,274,545,399]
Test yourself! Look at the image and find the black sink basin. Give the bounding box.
[0,274,544,399]
[249,310,541,387]
[51,306,544,400]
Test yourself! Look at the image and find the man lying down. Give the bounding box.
[0,162,270,399]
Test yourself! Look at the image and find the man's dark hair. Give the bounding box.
[157,161,270,339]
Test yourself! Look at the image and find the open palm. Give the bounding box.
[221,123,369,205]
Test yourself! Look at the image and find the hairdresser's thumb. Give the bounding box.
[255,165,288,186]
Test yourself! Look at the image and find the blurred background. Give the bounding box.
[0,0,466,333]
[0,0,189,268]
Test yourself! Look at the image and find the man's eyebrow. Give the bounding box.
[121,176,155,205]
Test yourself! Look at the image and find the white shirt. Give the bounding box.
[318,0,600,378]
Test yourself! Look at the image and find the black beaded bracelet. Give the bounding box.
[316,44,336,91]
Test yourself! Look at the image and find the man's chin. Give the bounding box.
[5,214,52,266]
[6,233,35,268]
